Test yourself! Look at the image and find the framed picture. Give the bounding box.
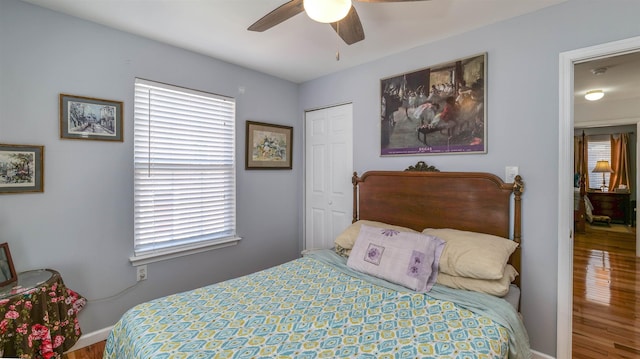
[0,144,44,194]
[0,242,17,287]
[246,121,293,169]
[380,53,487,156]
[60,93,123,141]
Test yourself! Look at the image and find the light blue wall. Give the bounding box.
[299,0,640,355]
[0,0,300,336]
[3,0,640,356]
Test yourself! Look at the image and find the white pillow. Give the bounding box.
[334,220,418,253]
[422,228,518,280]
[347,224,445,292]
[584,196,594,223]
[436,265,519,296]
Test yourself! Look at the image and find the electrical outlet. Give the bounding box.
[505,166,519,183]
[136,265,147,281]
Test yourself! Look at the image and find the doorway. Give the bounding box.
[558,36,640,358]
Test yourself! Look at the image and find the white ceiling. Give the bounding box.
[574,51,640,127]
[21,0,566,83]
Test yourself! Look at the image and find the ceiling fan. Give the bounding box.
[248,0,430,46]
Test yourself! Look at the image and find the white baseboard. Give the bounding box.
[65,326,113,353]
[532,349,556,359]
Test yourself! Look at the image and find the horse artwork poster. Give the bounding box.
[245,120,293,169]
[380,53,487,156]
[59,94,124,142]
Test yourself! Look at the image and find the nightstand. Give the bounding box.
[0,269,86,358]
[587,190,631,225]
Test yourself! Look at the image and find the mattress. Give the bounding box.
[501,284,520,312]
[105,250,530,359]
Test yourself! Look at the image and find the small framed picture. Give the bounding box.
[0,144,44,194]
[0,242,17,287]
[246,121,293,169]
[60,93,123,141]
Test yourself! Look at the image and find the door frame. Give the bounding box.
[557,35,640,358]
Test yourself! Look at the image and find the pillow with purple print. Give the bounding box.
[347,224,445,292]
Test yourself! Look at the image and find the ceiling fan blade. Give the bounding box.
[330,5,365,45]
[248,0,305,32]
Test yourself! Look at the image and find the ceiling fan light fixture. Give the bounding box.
[303,0,352,24]
[585,89,605,101]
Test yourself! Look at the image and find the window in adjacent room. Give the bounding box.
[131,78,238,265]
[587,137,612,190]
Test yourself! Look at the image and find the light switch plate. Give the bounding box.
[505,166,519,183]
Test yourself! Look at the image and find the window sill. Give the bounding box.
[129,236,241,266]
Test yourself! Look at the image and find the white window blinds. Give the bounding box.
[587,137,612,189]
[133,78,236,259]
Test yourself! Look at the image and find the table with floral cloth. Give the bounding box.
[0,269,86,359]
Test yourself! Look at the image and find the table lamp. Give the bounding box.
[592,160,614,192]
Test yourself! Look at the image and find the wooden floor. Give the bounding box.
[63,340,105,359]
[573,224,640,358]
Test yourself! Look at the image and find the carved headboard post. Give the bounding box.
[352,172,360,224]
[513,175,524,245]
[511,175,524,287]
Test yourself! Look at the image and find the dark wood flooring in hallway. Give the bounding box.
[573,224,639,358]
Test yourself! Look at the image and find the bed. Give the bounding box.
[574,175,592,233]
[105,165,530,359]
[574,131,593,233]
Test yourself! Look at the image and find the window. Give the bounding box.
[132,78,237,265]
[587,137,611,190]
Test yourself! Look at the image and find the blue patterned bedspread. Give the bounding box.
[105,251,529,358]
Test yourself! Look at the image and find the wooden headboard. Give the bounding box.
[352,164,524,286]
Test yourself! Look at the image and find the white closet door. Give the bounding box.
[305,103,353,251]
